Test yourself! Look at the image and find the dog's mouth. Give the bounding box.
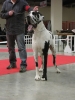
[28,25,33,31]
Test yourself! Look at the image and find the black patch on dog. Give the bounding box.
[27,11,43,29]
[32,12,39,21]
[32,12,37,15]
[53,55,55,65]
[27,15,37,28]
[27,16,31,25]
[42,41,49,80]
[52,34,54,39]
[49,32,54,39]
[32,11,42,19]
[35,62,38,67]
[42,41,49,54]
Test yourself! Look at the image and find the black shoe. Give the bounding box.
[7,63,17,69]
[19,66,27,73]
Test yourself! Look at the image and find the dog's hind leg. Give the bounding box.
[39,54,44,72]
[50,45,61,73]
[33,51,41,81]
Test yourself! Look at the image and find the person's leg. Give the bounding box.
[6,34,17,69]
[16,33,27,72]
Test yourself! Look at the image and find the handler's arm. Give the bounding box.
[0,2,10,19]
[24,0,38,12]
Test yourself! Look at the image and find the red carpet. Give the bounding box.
[0,55,75,76]
[0,48,33,52]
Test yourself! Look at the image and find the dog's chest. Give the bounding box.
[32,31,51,52]
[32,37,46,48]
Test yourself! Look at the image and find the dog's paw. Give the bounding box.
[41,75,47,81]
[35,75,41,81]
[39,67,43,72]
[56,68,61,73]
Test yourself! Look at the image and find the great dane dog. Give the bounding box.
[27,11,61,81]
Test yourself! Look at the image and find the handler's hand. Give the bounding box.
[8,10,14,16]
[33,6,38,11]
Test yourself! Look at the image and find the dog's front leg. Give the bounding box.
[39,54,44,72]
[34,51,40,81]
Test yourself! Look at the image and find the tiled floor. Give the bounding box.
[0,44,75,100]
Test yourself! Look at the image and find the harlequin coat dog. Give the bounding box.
[27,11,61,81]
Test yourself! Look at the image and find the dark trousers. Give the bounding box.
[6,33,27,67]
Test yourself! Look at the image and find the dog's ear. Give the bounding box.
[32,12,35,15]
[26,16,31,25]
[32,12,37,15]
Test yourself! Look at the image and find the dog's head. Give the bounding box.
[27,11,44,28]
